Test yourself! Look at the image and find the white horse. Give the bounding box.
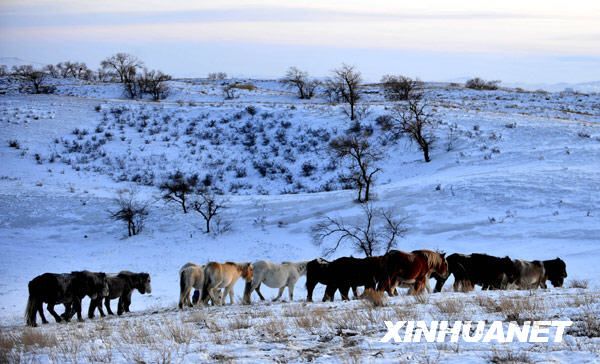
[243,260,308,304]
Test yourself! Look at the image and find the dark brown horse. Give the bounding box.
[321,256,386,301]
[379,250,448,295]
[25,271,109,327]
[542,258,567,287]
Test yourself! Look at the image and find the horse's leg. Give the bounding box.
[340,285,350,301]
[228,286,235,305]
[105,297,114,315]
[255,283,266,301]
[273,287,285,302]
[88,298,97,319]
[288,284,295,301]
[37,300,48,324]
[352,286,359,299]
[97,299,106,317]
[306,280,316,302]
[47,302,62,323]
[117,296,125,315]
[125,291,132,312]
[74,299,84,322]
[323,285,336,302]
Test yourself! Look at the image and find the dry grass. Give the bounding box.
[361,288,386,307]
[230,83,256,91]
[21,328,58,349]
[164,319,195,345]
[435,298,466,320]
[228,316,251,330]
[498,296,546,323]
[489,349,533,363]
[474,295,498,312]
[569,279,589,289]
[257,317,289,343]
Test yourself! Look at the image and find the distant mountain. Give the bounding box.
[0,57,45,68]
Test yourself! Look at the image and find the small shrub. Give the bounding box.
[8,140,20,149]
[465,77,500,90]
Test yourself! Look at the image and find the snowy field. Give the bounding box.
[1,78,599,362]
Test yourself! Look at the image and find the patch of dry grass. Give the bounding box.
[569,279,589,289]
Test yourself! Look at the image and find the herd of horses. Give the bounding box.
[24,250,568,327]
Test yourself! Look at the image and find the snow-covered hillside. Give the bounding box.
[1,78,599,362]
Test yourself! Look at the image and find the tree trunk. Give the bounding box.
[205,219,210,234]
[364,180,371,202]
[350,102,355,120]
[423,143,431,163]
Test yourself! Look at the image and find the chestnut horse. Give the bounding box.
[380,250,448,295]
[201,262,253,305]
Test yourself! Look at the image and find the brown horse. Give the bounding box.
[201,262,253,305]
[380,250,448,295]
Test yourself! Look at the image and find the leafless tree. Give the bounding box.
[109,190,150,237]
[281,67,320,99]
[43,64,60,78]
[137,68,171,101]
[396,97,437,162]
[381,75,423,101]
[11,65,54,94]
[330,135,381,202]
[0,65,7,77]
[312,203,408,257]
[192,189,227,233]
[465,77,500,90]
[159,171,199,213]
[100,53,144,83]
[208,72,227,81]
[96,67,112,82]
[222,84,238,99]
[325,64,362,120]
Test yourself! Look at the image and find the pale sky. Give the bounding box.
[1,0,599,83]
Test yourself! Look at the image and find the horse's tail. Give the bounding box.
[25,293,37,327]
[178,269,187,309]
[201,268,211,303]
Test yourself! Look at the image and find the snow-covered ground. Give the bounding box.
[0,78,599,362]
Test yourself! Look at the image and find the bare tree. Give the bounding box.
[281,66,320,99]
[396,97,437,163]
[11,65,54,94]
[0,65,7,77]
[43,64,60,78]
[312,203,408,257]
[207,72,227,81]
[159,171,199,213]
[465,77,500,90]
[192,189,227,233]
[110,190,150,237]
[325,64,362,120]
[100,53,144,83]
[330,135,381,202]
[137,68,171,101]
[222,84,238,99]
[381,75,423,101]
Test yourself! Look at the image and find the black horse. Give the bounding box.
[88,271,151,318]
[542,258,567,287]
[321,256,386,301]
[433,253,517,292]
[25,271,109,327]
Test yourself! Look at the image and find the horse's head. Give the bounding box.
[549,258,567,287]
[297,261,309,275]
[436,252,449,278]
[240,263,253,282]
[137,273,152,294]
[502,256,518,283]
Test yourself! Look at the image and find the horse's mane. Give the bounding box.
[413,249,444,270]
